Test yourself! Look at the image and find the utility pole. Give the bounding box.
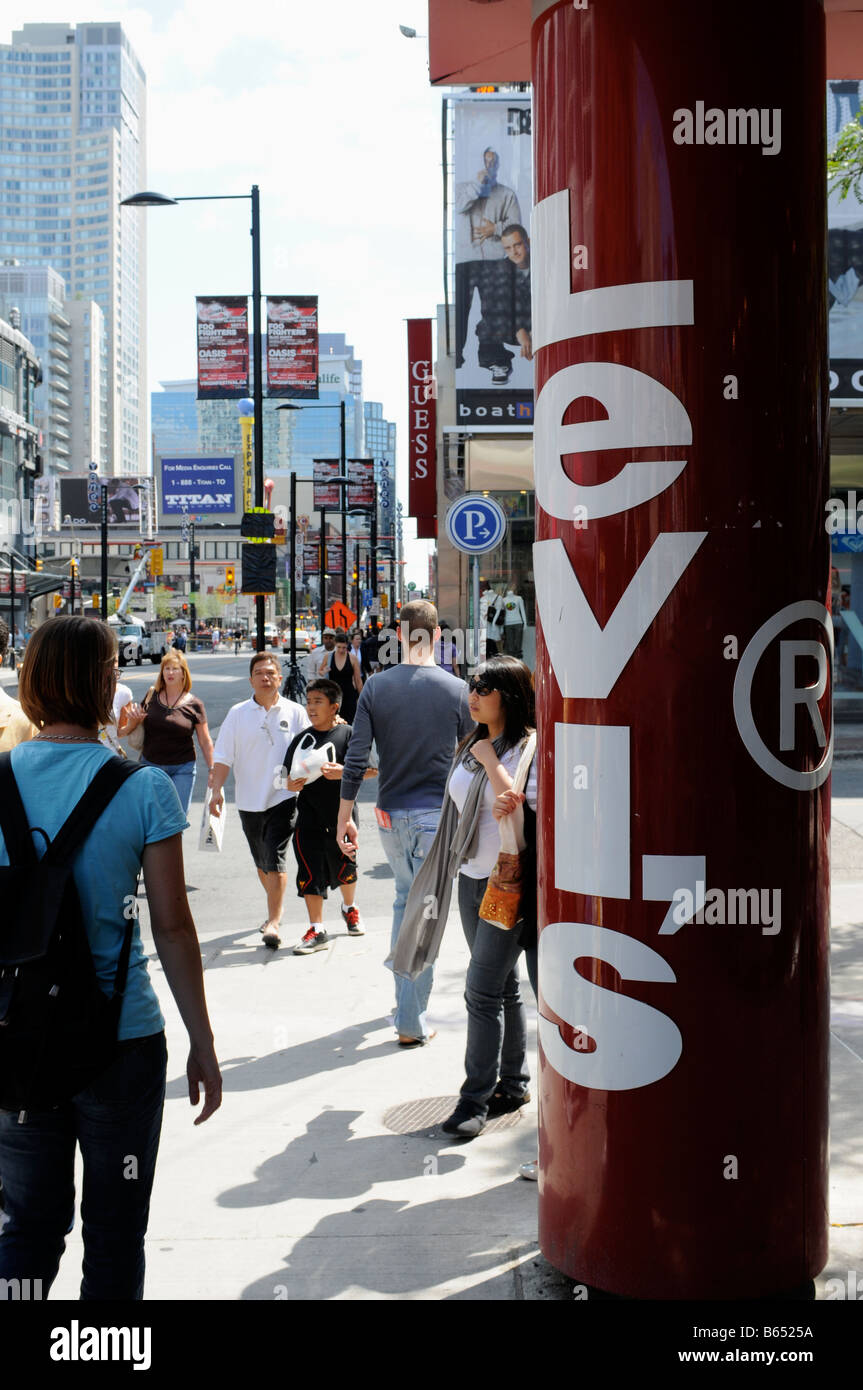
[189,521,197,645]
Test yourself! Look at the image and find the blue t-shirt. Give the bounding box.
[0,743,189,1040]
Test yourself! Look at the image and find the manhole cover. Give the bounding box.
[382,1096,525,1135]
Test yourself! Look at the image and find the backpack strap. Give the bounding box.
[0,752,39,867]
[42,756,145,867]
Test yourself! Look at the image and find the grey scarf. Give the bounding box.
[387,736,512,982]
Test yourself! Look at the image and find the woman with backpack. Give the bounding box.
[123,650,214,815]
[0,615,221,1300]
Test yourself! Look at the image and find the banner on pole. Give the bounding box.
[266,296,319,398]
[347,458,375,510]
[407,319,437,538]
[196,296,249,400]
[313,459,341,509]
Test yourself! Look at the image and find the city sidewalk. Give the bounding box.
[4,651,861,1300]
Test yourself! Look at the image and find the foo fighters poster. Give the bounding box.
[266,295,319,398]
[452,95,533,427]
[196,297,250,400]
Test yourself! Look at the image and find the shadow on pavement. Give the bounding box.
[218,1108,467,1208]
[238,1183,537,1300]
[164,1017,396,1098]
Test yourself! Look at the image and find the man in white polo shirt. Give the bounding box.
[209,651,310,948]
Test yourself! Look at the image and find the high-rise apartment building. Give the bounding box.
[0,261,108,477]
[0,21,146,476]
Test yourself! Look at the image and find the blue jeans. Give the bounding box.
[457,874,537,1116]
[379,807,441,1041]
[141,758,196,816]
[0,1032,167,1301]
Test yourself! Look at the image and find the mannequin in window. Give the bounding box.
[481,581,504,656]
[502,588,527,659]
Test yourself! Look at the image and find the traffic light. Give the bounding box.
[182,603,189,614]
[225,565,235,590]
[69,557,78,575]
[35,557,42,571]
[53,594,63,609]
[91,593,100,609]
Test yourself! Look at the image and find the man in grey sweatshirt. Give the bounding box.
[338,600,473,1044]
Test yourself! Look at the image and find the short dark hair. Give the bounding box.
[399,599,438,641]
[249,651,281,677]
[0,617,8,659]
[18,616,115,729]
[501,223,528,242]
[307,678,341,708]
[333,628,348,644]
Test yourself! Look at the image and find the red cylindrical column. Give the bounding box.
[532,0,830,1298]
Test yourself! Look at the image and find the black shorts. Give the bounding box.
[293,820,358,898]
[238,800,297,873]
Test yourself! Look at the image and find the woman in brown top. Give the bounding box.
[123,651,214,815]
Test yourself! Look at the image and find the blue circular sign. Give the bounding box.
[444,495,508,555]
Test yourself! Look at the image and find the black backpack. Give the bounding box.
[0,751,145,1115]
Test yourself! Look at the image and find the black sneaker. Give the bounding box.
[441,1105,486,1139]
[487,1088,531,1117]
[293,927,329,955]
[490,365,511,385]
[341,904,365,936]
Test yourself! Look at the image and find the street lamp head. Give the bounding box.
[275,403,302,411]
[399,25,417,38]
[119,191,179,207]
[237,397,254,416]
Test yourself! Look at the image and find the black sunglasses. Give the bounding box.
[468,676,497,695]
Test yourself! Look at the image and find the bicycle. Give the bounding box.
[282,656,307,705]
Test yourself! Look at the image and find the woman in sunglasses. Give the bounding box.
[439,655,538,1138]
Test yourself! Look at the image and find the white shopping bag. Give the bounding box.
[288,733,336,786]
[198,789,226,853]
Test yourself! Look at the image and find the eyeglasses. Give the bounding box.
[468,677,496,696]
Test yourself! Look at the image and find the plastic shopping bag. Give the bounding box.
[198,789,226,853]
[288,733,336,786]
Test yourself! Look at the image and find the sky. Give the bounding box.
[19,0,443,586]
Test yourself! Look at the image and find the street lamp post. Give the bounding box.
[120,185,267,652]
[100,483,109,621]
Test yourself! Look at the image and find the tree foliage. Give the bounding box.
[828,114,863,203]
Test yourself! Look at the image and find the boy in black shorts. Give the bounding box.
[284,678,375,955]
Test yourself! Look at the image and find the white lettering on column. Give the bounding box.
[538,922,683,1090]
[531,190,694,353]
[642,855,707,935]
[556,723,630,899]
[534,533,707,699]
[778,639,827,751]
[534,360,692,519]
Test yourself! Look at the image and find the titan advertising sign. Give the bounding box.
[159,457,237,517]
[406,319,437,539]
[452,94,533,428]
[266,295,319,399]
[196,296,250,400]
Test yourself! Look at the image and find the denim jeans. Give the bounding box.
[379,807,441,1041]
[458,874,537,1116]
[0,1032,167,1301]
[141,758,196,816]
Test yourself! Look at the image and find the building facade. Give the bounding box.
[0,22,147,476]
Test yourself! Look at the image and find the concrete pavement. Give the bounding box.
[1,652,861,1300]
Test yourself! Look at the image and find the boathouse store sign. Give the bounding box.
[532,189,832,1092]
